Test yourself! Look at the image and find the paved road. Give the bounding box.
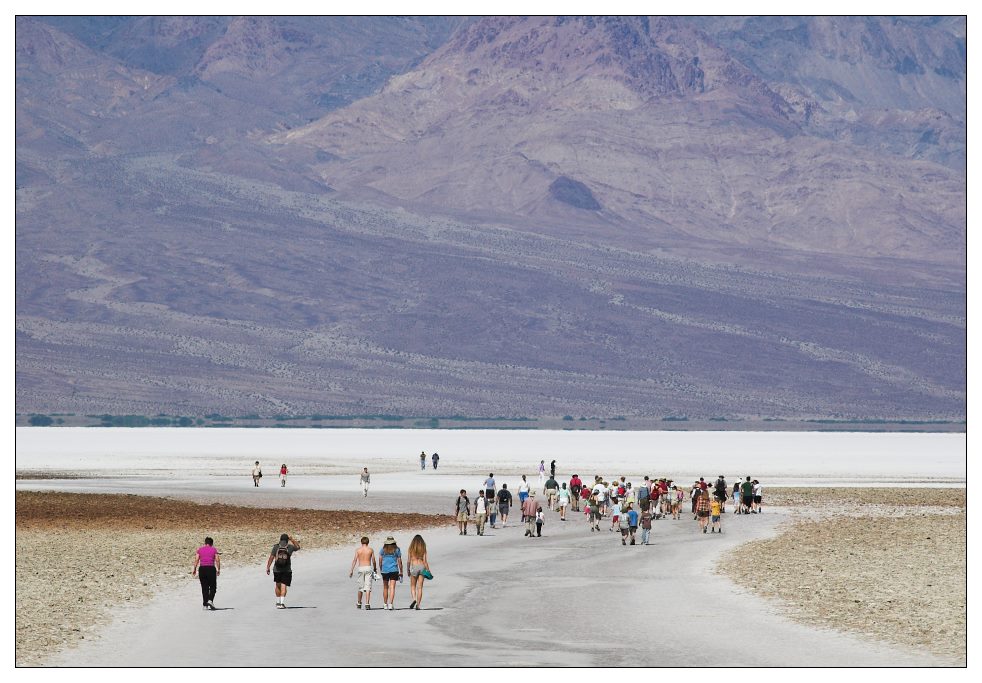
[47,503,952,667]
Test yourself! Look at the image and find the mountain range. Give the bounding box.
[15,16,966,423]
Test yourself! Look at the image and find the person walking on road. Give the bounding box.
[419,452,427,470]
[484,473,496,503]
[474,490,488,535]
[714,475,727,512]
[753,479,763,513]
[349,536,377,609]
[455,489,471,535]
[279,463,288,487]
[550,459,556,477]
[544,474,559,511]
[640,507,653,545]
[378,536,403,610]
[496,484,512,528]
[711,497,723,533]
[518,475,531,514]
[733,481,742,514]
[626,504,639,545]
[266,533,300,608]
[432,452,440,470]
[618,504,631,544]
[537,460,546,487]
[741,477,754,514]
[557,482,571,521]
[191,536,220,610]
[695,489,712,533]
[252,461,262,487]
[360,468,371,497]
[569,474,583,512]
[407,534,431,610]
[523,491,538,537]
[535,506,544,537]
[588,492,602,532]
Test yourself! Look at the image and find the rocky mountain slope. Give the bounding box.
[276,16,964,261]
[15,16,966,421]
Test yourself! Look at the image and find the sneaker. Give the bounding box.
[409,600,416,609]
[203,605,209,610]
[208,603,217,610]
[357,603,362,609]
[277,603,286,609]
[622,539,626,545]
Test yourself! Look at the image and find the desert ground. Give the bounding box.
[15,428,965,666]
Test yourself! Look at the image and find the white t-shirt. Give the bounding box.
[475,496,487,514]
[519,481,530,494]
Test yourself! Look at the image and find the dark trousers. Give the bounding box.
[198,565,217,605]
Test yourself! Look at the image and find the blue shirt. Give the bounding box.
[627,509,639,527]
[379,547,401,574]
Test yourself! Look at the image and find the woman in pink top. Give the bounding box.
[192,537,221,610]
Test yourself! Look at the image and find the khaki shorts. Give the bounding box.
[356,567,373,593]
[457,511,468,522]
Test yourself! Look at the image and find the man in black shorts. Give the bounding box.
[496,483,512,528]
[266,533,301,609]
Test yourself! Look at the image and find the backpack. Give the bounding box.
[274,545,290,568]
[638,485,649,500]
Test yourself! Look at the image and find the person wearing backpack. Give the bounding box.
[569,474,583,512]
[640,508,653,545]
[496,484,513,527]
[265,533,300,609]
[252,461,262,487]
[454,490,471,535]
[714,475,727,512]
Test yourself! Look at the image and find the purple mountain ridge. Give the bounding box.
[15,16,965,422]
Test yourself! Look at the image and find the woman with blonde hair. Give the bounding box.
[407,534,431,610]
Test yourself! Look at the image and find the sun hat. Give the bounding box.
[384,536,396,544]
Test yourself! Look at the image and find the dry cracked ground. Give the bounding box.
[718,487,966,664]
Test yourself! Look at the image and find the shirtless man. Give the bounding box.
[349,536,377,609]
